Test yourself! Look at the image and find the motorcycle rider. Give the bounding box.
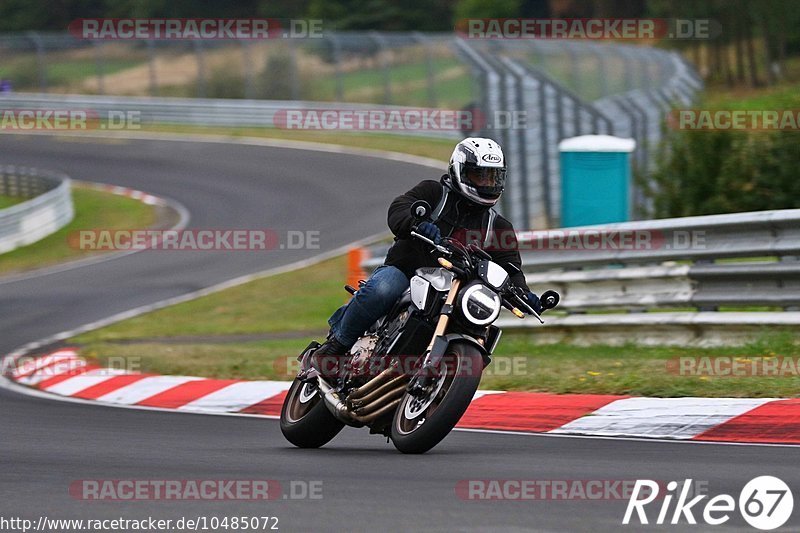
[307,137,542,378]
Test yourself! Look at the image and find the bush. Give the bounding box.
[649,128,800,217]
[206,64,245,99]
[258,52,296,100]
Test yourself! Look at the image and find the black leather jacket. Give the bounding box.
[384,176,530,293]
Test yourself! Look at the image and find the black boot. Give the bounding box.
[309,336,350,379]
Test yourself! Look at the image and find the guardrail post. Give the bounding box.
[288,38,300,100]
[193,40,207,98]
[92,40,105,95]
[413,32,437,108]
[497,55,533,229]
[636,51,651,92]
[565,42,580,91]
[592,46,610,99]
[370,32,392,105]
[26,31,47,93]
[240,40,256,99]
[146,39,158,96]
[619,94,648,171]
[693,259,718,312]
[326,33,344,101]
[781,255,799,311]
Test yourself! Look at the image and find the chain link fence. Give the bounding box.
[0,31,701,229]
[0,32,471,108]
[459,39,702,228]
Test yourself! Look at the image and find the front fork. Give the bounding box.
[408,279,462,396]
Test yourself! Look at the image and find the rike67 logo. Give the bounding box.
[623,476,793,530]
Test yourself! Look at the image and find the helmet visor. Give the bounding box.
[464,165,505,192]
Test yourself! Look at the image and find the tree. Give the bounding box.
[453,0,521,20]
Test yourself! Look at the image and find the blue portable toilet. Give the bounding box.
[558,135,636,227]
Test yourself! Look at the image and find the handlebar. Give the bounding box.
[409,211,559,321]
[409,230,451,256]
[411,227,558,324]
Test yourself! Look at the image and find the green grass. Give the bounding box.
[0,195,24,209]
[703,83,800,110]
[391,71,474,108]
[701,58,800,110]
[75,255,348,342]
[72,254,800,397]
[0,53,144,91]
[0,186,156,275]
[47,58,144,86]
[79,339,306,382]
[305,57,472,108]
[482,332,800,397]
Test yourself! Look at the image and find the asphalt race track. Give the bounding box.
[0,133,797,532]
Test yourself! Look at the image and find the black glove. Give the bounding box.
[416,222,442,244]
[524,291,544,314]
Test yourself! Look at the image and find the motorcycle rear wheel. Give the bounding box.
[280,378,344,448]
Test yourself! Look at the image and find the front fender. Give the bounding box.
[442,333,491,368]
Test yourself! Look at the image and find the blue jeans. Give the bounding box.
[328,265,409,347]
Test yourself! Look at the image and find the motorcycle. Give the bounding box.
[280,200,559,454]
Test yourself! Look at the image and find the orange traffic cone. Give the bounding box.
[346,247,369,300]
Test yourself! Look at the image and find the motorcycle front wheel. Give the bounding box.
[280,378,344,448]
[390,342,482,454]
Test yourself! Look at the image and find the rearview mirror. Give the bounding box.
[410,200,431,221]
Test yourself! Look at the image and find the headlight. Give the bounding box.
[460,284,501,326]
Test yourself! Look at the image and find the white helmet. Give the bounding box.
[447,137,506,206]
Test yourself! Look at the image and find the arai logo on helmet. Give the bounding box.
[482,154,501,163]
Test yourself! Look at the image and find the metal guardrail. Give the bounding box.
[514,209,800,270]
[0,166,74,254]
[0,93,461,140]
[362,209,800,314]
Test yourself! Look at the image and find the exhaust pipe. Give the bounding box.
[316,378,364,427]
[347,364,398,400]
[316,375,407,426]
[350,374,408,408]
[353,385,405,417]
[353,398,402,425]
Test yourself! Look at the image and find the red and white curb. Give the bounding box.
[5,348,800,445]
[80,181,167,206]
